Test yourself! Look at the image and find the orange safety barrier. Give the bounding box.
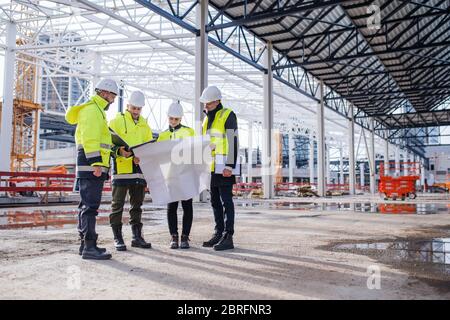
[0,170,113,199]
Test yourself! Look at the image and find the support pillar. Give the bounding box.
[195,0,208,202]
[339,146,344,185]
[288,129,295,183]
[360,163,365,188]
[420,160,425,190]
[369,118,376,194]
[395,146,400,177]
[348,105,356,195]
[326,144,331,185]
[247,121,253,183]
[0,22,17,172]
[195,0,208,133]
[403,150,409,176]
[262,41,274,199]
[317,80,326,196]
[384,139,389,176]
[309,133,315,185]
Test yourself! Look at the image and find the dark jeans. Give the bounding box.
[110,184,145,227]
[77,178,105,241]
[167,199,193,236]
[210,185,235,235]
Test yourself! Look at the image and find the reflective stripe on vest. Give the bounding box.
[112,173,145,180]
[77,143,111,150]
[76,166,109,173]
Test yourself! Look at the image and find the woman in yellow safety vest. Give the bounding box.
[157,102,195,249]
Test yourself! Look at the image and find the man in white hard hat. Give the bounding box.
[65,78,118,260]
[109,90,153,251]
[200,86,239,251]
[157,102,195,249]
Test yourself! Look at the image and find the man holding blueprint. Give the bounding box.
[199,86,240,251]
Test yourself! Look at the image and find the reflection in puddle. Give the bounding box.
[236,201,449,215]
[336,238,450,266]
[0,208,164,230]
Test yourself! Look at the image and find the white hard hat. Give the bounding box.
[95,78,119,95]
[167,102,184,118]
[128,90,145,108]
[199,85,222,103]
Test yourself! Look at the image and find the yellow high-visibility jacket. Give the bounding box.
[109,111,153,185]
[157,124,195,142]
[202,107,233,172]
[65,94,112,179]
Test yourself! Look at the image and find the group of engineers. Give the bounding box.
[65,79,240,260]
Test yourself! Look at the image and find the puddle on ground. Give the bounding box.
[0,207,165,230]
[334,238,450,273]
[236,201,449,215]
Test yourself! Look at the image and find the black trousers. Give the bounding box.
[167,199,193,236]
[210,184,235,235]
[77,178,105,241]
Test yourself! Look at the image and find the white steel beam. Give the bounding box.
[262,41,274,199]
[0,21,16,172]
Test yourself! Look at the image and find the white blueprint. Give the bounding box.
[133,136,212,205]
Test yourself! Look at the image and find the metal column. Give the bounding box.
[326,144,331,185]
[309,133,315,185]
[339,146,344,185]
[369,118,376,194]
[247,121,253,183]
[348,105,356,195]
[317,80,326,197]
[360,163,365,188]
[403,150,409,176]
[384,140,389,176]
[195,0,208,202]
[288,130,295,183]
[0,22,17,172]
[194,0,208,133]
[262,41,274,199]
[395,146,400,177]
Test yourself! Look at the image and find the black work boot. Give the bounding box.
[180,234,190,249]
[170,234,179,249]
[78,232,84,256]
[202,232,222,247]
[79,232,106,255]
[131,223,152,249]
[82,239,112,260]
[213,232,234,251]
[112,225,127,251]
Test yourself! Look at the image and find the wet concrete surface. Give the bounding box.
[1,197,450,299]
[0,205,167,230]
[1,200,448,230]
[236,200,449,215]
[325,236,450,293]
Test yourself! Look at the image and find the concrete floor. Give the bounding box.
[0,194,449,299]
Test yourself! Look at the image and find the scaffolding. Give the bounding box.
[0,38,41,172]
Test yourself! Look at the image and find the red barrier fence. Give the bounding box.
[0,171,112,198]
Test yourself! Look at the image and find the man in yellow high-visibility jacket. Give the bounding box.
[109,90,153,251]
[200,86,239,251]
[65,78,118,260]
[157,102,195,249]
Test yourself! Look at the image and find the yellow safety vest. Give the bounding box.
[65,95,112,175]
[157,125,195,142]
[109,111,153,177]
[202,107,232,171]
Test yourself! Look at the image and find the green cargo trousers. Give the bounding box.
[110,184,146,227]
